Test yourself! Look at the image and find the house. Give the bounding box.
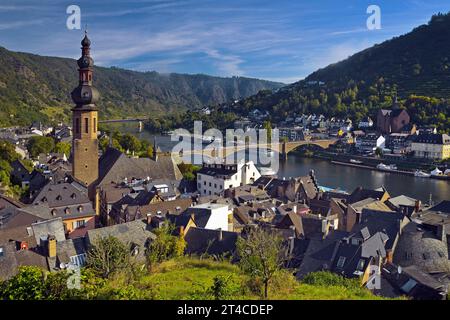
[386,133,413,155]
[381,262,448,300]
[185,202,233,231]
[86,219,157,262]
[355,133,385,154]
[358,117,374,129]
[10,160,32,188]
[31,181,96,238]
[184,227,238,258]
[196,161,260,196]
[411,133,450,160]
[377,108,410,134]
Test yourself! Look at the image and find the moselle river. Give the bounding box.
[105,124,450,204]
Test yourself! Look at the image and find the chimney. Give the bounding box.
[218,228,223,241]
[20,241,29,251]
[437,224,446,242]
[47,235,57,258]
[414,200,421,213]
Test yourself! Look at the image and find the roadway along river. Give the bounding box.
[107,125,450,204]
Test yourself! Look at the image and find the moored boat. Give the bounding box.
[414,170,431,178]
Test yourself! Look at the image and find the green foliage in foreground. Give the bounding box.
[0,258,393,300]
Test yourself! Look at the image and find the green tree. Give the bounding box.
[147,223,186,267]
[120,134,141,153]
[0,266,46,300]
[263,121,272,144]
[86,236,131,279]
[26,136,55,158]
[54,142,71,157]
[236,227,285,299]
[0,139,20,163]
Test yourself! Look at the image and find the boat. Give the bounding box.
[259,167,276,176]
[414,170,431,178]
[431,168,444,177]
[350,159,363,164]
[376,163,398,171]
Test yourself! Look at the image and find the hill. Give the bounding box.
[234,13,450,132]
[0,257,392,300]
[0,46,283,127]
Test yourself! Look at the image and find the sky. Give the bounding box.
[1,0,450,84]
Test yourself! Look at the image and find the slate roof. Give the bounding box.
[98,148,182,186]
[393,222,450,274]
[31,218,66,246]
[184,227,238,257]
[347,187,389,204]
[30,182,95,220]
[86,219,157,260]
[428,201,450,215]
[351,209,406,251]
[0,193,24,210]
[413,134,450,145]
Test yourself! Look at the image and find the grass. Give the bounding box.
[98,257,395,300]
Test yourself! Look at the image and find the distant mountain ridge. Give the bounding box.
[0,46,283,126]
[232,12,450,132]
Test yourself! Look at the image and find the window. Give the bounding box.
[93,118,97,133]
[209,182,211,187]
[73,220,86,229]
[336,256,346,268]
[0,247,4,257]
[356,259,365,271]
[214,184,217,189]
[75,118,80,134]
[204,181,206,186]
[85,118,89,133]
[70,253,87,267]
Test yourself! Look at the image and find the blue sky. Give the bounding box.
[1,0,450,83]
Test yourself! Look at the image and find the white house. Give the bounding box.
[358,117,374,129]
[186,203,233,231]
[356,133,386,153]
[197,161,261,196]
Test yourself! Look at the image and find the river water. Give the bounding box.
[105,123,450,204]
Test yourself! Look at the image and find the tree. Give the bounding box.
[26,136,55,158]
[54,142,71,157]
[120,134,141,153]
[86,236,131,279]
[375,147,383,157]
[263,121,272,144]
[236,227,285,299]
[147,223,186,266]
[0,266,46,300]
[0,139,20,163]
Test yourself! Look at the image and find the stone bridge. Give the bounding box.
[170,139,337,162]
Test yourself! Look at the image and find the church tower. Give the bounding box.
[71,31,99,188]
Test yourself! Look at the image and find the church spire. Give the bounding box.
[71,30,98,109]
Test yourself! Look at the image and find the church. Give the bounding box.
[69,32,182,227]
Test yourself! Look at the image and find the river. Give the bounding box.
[104,123,450,204]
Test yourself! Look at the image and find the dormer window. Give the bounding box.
[64,207,70,215]
[41,197,47,203]
[77,206,83,213]
[51,209,57,216]
[56,195,62,201]
[71,193,77,199]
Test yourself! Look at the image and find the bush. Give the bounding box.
[302,271,361,289]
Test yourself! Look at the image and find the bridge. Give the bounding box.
[170,139,337,162]
[99,118,148,132]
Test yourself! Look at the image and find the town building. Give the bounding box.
[197,161,260,196]
[355,133,385,154]
[411,133,450,160]
[377,106,410,134]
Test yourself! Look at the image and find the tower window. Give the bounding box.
[75,118,80,134]
[93,118,97,133]
[85,118,89,133]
